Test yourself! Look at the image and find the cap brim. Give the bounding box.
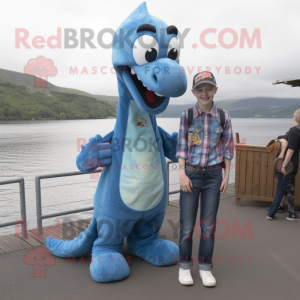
[193,80,217,88]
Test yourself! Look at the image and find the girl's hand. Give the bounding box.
[180,174,193,193]
[220,177,229,194]
[281,166,287,175]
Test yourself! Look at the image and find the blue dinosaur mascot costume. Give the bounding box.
[46,1,187,282]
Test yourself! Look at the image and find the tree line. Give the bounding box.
[0,82,116,120]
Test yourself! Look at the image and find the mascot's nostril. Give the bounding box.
[152,73,158,83]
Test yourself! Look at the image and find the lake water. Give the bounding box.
[0,118,293,235]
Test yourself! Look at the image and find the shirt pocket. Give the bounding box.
[210,126,222,148]
[188,125,204,154]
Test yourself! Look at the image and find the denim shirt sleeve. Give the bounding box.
[176,110,188,159]
[221,110,234,160]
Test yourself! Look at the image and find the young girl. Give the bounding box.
[176,71,234,287]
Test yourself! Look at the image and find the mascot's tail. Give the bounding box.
[46,216,97,258]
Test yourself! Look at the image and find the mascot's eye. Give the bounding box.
[42,256,46,260]
[133,35,159,65]
[145,48,157,63]
[167,37,180,62]
[168,48,178,60]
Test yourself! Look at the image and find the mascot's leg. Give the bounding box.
[46,215,98,258]
[90,210,134,283]
[127,208,179,266]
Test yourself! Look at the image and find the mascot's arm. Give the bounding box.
[158,126,178,162]
[76,131,113,174]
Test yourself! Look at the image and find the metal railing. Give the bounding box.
[35,170,101,234]
[166,160,180,205]
[0,177,27,238]
[35,161,180,230]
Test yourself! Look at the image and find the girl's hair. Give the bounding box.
[294,109,300,124]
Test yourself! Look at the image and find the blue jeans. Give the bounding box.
[286,177,295,215]
[268,172,295,218]
[179,162,223,271]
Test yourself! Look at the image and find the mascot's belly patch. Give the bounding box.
[120,100,163,210]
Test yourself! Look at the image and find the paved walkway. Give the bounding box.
[1,183,299,300]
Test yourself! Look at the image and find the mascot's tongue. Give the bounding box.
[146,91,155,103]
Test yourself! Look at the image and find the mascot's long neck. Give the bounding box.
[116,80,164,211]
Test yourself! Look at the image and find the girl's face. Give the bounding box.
[191,83,218,109]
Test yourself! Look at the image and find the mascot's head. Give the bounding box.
[112,1,187,115]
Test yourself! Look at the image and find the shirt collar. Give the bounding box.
[193,101,218,119]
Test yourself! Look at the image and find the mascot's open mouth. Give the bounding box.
[127,66,166,109]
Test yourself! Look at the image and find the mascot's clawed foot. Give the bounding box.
[126,209,179,266]
[127,238,179,266]
[90,248,130,282]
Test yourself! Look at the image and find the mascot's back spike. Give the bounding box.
[117,1,152,30]
[130,1,150,17]
[46,1,187,283]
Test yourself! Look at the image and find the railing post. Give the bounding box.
[0,178,27,236]
[35,176,43,235]
[166,160,170,206]
[19,178,27,238]
[33,170,100,233]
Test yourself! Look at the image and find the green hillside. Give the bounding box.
[1,67,300,119]
[0,82,116,120]
[0,68,119,105]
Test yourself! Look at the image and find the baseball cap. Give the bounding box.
[192,71,217,89]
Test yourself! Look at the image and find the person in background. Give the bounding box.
[267,130,289,213]
[267,109,300,221]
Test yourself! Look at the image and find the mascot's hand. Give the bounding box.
[80,134,112,170]
[171,132,178,139]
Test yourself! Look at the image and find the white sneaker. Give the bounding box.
[178,268,194,285]
[199,270,216,287]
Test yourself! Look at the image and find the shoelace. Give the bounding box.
[202,271,213,278]
[183,269,191,278]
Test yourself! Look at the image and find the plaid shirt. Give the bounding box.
[176,101,234,166]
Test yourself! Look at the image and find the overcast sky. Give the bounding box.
[1,0,300,104]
